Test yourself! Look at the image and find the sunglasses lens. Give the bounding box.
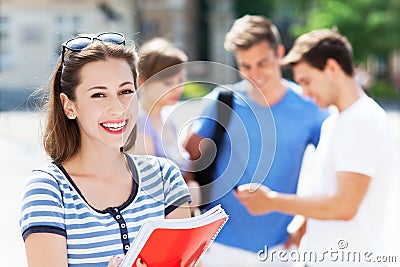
[65,37,92,51]
[98,33,125,45]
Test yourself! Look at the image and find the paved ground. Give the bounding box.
[1,101,399,266]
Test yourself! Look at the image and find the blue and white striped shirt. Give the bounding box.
[20,154,191,266]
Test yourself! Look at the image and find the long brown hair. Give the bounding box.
[42,38,139,163]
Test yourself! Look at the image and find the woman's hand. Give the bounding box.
[136,258,148,267]
[108,256,122,267]
[108,256,147,267]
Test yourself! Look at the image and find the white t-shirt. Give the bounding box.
[300,96,394,266]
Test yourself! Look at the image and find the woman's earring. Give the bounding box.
[68,113,76,119]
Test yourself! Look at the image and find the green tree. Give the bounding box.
[234,0,400,97]
[234,0,310,49]
[289,0,400,63]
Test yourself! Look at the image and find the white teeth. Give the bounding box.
[102,121,126,130]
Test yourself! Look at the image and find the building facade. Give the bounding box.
[134,0,236,85]
[0,0,236,98]
[0,0,136,91]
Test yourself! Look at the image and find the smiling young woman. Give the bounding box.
[19,32,191,267]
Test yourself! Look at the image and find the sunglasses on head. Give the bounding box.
[61,32,125,64]
[58,32,126,91]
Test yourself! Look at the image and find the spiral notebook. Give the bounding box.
[120,205,229,267]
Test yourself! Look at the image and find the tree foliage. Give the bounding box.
[289,0,400,62]
[235,0,400,95]
[236,0,400,63]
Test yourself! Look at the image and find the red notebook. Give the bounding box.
[120,205,228,267]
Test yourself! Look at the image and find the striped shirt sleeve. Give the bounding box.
[20,170,66,240]
[157,157,191,214]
